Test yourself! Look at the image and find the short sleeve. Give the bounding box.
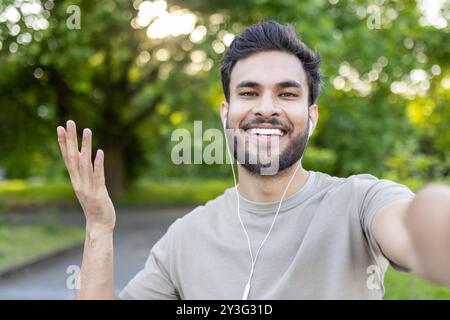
[356,175,415,272]
[118,219,180,300]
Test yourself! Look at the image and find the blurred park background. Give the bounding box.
[0,0,449,299]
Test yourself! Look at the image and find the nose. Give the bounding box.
[252,91,281,118]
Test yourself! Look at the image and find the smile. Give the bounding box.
[244,127,287,137]
[246,128,284,136]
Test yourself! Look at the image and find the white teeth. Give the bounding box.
[246,128,284,136]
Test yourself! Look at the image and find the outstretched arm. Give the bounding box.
[372,183,450,287]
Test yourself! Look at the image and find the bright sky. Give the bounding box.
[134,0,197,39]
[417,0,448,29]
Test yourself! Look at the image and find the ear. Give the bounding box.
[308,103,319,131]
[220,101,229,123]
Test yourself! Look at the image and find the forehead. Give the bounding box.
[230,50,307,89]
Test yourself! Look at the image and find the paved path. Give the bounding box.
[0,206,195,299]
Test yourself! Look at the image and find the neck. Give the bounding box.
[237,161,310,202]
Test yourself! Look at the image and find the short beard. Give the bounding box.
[228,120,310,176]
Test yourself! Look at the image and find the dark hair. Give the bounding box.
[220,21,321,106]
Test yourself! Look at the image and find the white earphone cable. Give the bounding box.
[223,120,303,300]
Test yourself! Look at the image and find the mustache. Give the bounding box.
[240,117,293,132]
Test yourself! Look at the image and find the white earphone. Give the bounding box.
[222,114,313,300]
[308,119,314,138]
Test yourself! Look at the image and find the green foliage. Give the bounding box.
[302,146,337,174]
[0,0,448,188]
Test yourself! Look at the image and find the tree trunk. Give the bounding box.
[102,138,127,199]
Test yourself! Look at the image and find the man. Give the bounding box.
[56,21,450,299]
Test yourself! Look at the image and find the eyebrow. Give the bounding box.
[236,80,302,90]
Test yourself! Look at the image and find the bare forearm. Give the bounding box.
[404,183,450,287]
[76,228,115,299]
[57,122,117,299]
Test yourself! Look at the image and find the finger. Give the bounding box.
[57,126,69,167]
[57,126,77,180]
[67,120,79,151]
[94,149,105,191]
[80,128,94,188]
[65,120,81,183]
[57,125,81,187]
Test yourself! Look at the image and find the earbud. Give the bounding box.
[308,119,314,138]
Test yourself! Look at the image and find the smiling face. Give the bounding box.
[221,50,318,175]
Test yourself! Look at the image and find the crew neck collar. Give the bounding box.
[225,170,317,216]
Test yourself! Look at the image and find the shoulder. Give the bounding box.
[312,171,379,193]
[312,171,414,203]
[315,171,403,188]
[343,174,414,197]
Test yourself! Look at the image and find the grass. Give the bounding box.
[0,223,84,270]
[0,180,75,208]
[121,178,233,205]
[0,179,234,208]
[384,267,450,299]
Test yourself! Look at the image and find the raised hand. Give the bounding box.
[57,120,116,234]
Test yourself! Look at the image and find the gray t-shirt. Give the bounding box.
[119,171,415,300]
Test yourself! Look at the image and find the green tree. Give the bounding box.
[0,0,219,196]
[1,0,448,196]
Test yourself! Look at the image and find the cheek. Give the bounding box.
[227,102,250,127]
[285,110,308,133]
